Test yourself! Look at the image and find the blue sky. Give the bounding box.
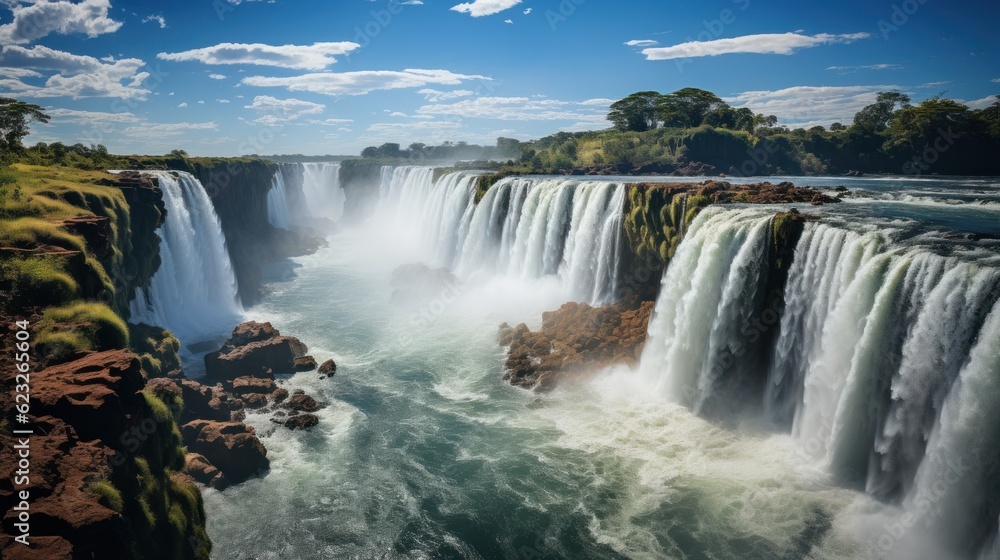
[1,0,997,156]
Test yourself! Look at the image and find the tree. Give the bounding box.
[884,97,971,152]
[853,91,911,132]
[656,88,727,128]
[608,91,662,132]
[830,122,847,131]
[0,97,50,159]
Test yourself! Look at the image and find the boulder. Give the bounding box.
[271,388,289,404]
[205,322,309,380]
[317,359,337,378]
[181,421,269,484]
[293,356,317,371]
[281,393,323,413]
[185,453,228,490]
[227,376,277,396]
[503,301,655,390]
[283,414,319,430]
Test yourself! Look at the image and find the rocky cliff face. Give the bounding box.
[338,161,384,223]
[0,170,211,559]
[620,180,835,301]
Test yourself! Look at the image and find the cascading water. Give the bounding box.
[266,170,292,229]
[638,205,1000,558]
[372,167,625,304]
[300,162,344,220]
[637,207,782,415]
[129,170,243,343]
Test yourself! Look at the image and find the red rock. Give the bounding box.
[31,350,144,443]
[181,421,269,484]
[503,301,655,390]
[185,453,228,490]
[227,376,277,395]
[205,322,308,379]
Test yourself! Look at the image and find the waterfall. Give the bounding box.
[266,170,292,229]
[129,170,243,342]
[300,162,344,220]
[636,207,780,414]
[638,206,1000,558]
[371,167,625,304]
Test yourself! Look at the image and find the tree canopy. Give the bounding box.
[607,89,776,134]
[0,97,50,159]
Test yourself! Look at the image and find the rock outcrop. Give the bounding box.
[205,321,312,379]
[0,351,210,560]
[499,301,655,390]
[181,421,269,485]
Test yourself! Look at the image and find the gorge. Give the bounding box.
[3,159,999,560]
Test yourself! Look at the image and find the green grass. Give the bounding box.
[89,479,124,513]
[0,255,79,306]
[36,301,129,360]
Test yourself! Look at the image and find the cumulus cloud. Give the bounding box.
[0,0,122,44]
[0,45,149,99]
[158,42,360,70]
[242,69,489,97]
[450,0,521,17]
[725,85,900,128]
[244,95,325,125]
[641,32,871,60]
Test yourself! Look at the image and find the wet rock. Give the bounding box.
[293,356,317,371]
[317,359,337,378]
[181,421,269,484]
[205,321,308,379]
[283,414,320,430]
[242,393,269,409]
[281,393,323,413]
[503,301,655,391]
[271,388,289,404]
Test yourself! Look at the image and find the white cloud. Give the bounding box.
[958,96,998,110]
[450,0,521,17]
[641,32,871,60]
[142,15,167,29]
[523,8,532,14]
[208,73,227,80]
[725,85,900,128]
[158,42,360,70]
[178,102,188,108]
[121,122,218,138]
[504,19,513,24]
[244,95,325,125]
[991,78,1000,83]
[917,81,951,89]
[579,98,615,106]
[0,66,42,78]
[307,118,354,126]
[416,96,609,123]
[242,69,489,97]
[827,63,902,71]
[0,45,148,99]
[366,121,463,132]
[45,108,142,124]
[401,0,424,4]
[418,88,475,102]
[218,99,230,103]
[0,0,122,44]
[625,39,659,47]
